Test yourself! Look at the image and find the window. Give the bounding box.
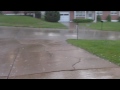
[76,11,85,17]
[97,11,103,15]
[111,11,117,15]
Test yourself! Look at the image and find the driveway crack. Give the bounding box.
[72,58,81,70]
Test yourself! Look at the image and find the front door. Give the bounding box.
[88,11,93,19]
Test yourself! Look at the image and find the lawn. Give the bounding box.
[0,15,67,29]
[67,39,120,66]
[79,22,120,31]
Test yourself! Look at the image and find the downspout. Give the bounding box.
[74,11,76,19]
[85,11,86,19]
[94,11,97,23]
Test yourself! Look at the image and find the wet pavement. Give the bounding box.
[0,26,120,79]
[9,68,120,79]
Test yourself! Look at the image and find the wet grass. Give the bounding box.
[0,15,67,29]
[67,39,120,66]
[79,22,120,31]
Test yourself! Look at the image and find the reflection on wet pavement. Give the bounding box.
[9,68,120,79]
[0,26,120,40]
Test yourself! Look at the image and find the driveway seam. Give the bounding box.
[8,67,120,79]
[7,46,21,79]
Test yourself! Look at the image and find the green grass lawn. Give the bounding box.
[79,22,120,31]
[67,39,120,66]
[0,15,67,29]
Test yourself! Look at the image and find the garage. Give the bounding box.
[59,12,70,22]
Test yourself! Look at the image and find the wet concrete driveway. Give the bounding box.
[0,26,120,79]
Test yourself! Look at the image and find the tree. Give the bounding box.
[97,15,101,22]
[45,11,60,22]
[13,11,19,15]
[34,11,41,18]
[0,11,2,14]
[106,15,111,22]
[118,17,120,22]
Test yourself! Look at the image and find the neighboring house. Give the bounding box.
[2,11,35,16]
[2,11,120,22]
[41,11,120,22]
[2,11,25,15]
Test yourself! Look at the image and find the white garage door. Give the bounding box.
[59,12,70,22]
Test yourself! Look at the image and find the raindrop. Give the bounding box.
[10,65,12,67]
[25,60,27,62]
[43,68,45,71]
[16,71,18,72]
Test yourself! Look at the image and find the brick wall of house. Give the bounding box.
[100,11,119,20]
[100,11,110,20]
[111,11,119,20]
[70,11,74,21]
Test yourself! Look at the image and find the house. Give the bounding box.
[2,11,25,15]
[2,11,35,16]
[2,11,120,22]
[40,11,120,22]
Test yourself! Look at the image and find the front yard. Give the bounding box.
[67,39,120,66]
[79,22,120,31]
[0,15,67,29]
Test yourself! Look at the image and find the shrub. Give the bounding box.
[41,15,45,20]
[118,17,120,22]
[45,11,60,22]
[73,19,93,23]
[0,11,2,14]
[106,15,111,22]
[97,15,101,22]
[35,11,41,18]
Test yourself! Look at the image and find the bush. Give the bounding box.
[41,15,45,20]
[106,15,111,22]
[97,15,101,22]
[45,11,60,22]
[35,11,41,18]
[73,19,93,23]
[0,11,2,14]
[118,17,120,22]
